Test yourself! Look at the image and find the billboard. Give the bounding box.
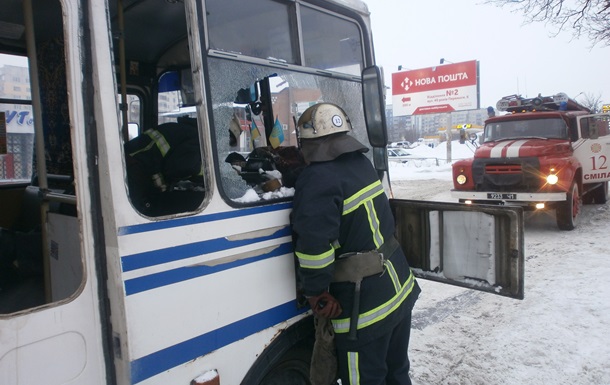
[392,60,479,116]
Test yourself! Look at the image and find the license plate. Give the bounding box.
[487,193,516,200]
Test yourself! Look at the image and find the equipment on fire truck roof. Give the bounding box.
[496,92,590,113]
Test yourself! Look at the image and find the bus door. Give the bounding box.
[391,200,524,299]
[0,0,108,384]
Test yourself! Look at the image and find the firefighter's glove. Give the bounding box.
[307,291,342,319]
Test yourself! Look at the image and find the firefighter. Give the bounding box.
[125,117,204,216]
[291,103,421,385]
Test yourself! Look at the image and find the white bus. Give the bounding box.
[0,1,524,384]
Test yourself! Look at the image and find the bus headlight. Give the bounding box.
[546,174,559,185]
[456,174,467,185]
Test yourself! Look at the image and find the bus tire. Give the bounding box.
[258,344,312,385]
[556,181,580,231]
[240,316,315,385]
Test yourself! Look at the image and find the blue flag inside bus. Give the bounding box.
[269,116,284,148]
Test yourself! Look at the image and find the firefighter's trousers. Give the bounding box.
[336,309,413,385]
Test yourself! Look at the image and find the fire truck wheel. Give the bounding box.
[556,181,580,231]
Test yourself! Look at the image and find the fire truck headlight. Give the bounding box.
[546,174,559,185]
[456,174,467,185]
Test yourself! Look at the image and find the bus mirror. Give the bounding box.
[362,66,388,148]
[372,147,388,172]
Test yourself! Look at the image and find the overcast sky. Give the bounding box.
[366,0,610,109]
[3,2,607,111]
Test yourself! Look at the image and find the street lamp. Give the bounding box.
[398,65,411,71]
[439,58,453,64]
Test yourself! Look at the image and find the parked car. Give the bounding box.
[390,140,411,148]
[387,147,413,163]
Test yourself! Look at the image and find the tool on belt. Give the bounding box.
[332,236,400,340]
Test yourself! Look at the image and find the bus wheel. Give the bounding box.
[258,345,312,385]
[556,181,580,231]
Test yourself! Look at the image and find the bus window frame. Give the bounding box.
[200,0,373,208]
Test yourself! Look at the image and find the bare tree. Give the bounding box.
[578,92,603,112]
[486,0,610,46]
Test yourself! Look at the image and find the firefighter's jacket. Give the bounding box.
[292,151,420,348]
[125,119,202,186]
[125,118,203,212]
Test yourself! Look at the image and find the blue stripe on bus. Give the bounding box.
[124,242,293,295]
[121,226,292,272]
[118,202,292,236]
[130,300,308,384]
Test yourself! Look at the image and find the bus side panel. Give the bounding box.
[114,205,308,384]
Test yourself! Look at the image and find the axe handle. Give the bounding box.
[348,280,362,341]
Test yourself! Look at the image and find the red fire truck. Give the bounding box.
[452,93,610,230]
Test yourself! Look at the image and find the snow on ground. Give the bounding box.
[390,141,610,385]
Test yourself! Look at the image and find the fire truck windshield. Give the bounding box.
[483,118,569,142]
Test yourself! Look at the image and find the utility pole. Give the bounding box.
[445,113,452,163]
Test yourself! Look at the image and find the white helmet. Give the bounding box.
[297,103,352,139]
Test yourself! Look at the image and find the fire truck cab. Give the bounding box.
[452,92,610,230]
